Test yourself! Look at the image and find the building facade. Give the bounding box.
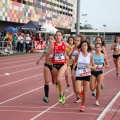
[0,0,76,31]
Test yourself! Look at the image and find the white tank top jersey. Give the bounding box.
[76,52,91,77]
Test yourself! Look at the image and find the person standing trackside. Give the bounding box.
[75,40,95,112]
[25,34,31,52]
[46,31,73,104]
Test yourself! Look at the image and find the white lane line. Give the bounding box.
[0,66,43,77]
[0,109,100,115]
[0,58,113,77]
[0,73,43,88]
[0,53,40,62]
[0,58,112,70]
[0,65,116,115]
[30,64,117,119]
[30,93,74,120]
[97,91,120,120]
[0,58,39,65]
[0,52,113,66]
[0,86,45,105]
[0,61,44,70]
[104,67,115,75]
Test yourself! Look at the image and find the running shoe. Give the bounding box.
[62,94,66,104]
[59,94,65,104]
[56,85,59,91]
[117,73,119,77]
[95,101,100,106]
[101,83,104,89]
[65,87,70,92]
[80,106,84,112]
[43,97,49,103]
[74,98,81,103]
[92,92,96,97]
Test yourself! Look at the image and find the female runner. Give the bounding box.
[111,36,120,77]
[65,36,75,92]
[90,43,109,106]
[70,35,82,103]
[75,40,95,112]
[36,35,55,103]
[92,37,108,96]
[46,31,73,104]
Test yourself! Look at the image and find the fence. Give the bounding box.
[0,35,115,52]
[0,40,46,52]
[84,35,115,45]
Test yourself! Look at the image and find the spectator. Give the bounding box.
[12,33,18,49]
[17,33,24,52]
[25,34,31,52]
[4,43,13,55]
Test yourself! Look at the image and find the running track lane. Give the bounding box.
[0,46,120,120]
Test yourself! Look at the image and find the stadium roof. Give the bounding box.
[71,29,120,33]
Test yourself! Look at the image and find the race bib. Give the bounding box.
[71,51,78,62]
[78,68,91,76]
[54,53,65,61]
[77,64,91,76]
[95,63,104,71]
[115,45,120,50]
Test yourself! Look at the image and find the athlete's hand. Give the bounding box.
[36,60,40,65]
[86,64,91,69]
[66,56,69,60]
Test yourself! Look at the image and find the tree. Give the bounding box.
[81,24,93,29]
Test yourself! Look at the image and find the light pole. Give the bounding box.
[82,14,87,25]
[76,0,81,35]
[103,25,107,39]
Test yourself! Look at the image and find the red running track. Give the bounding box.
[0,46,120,120]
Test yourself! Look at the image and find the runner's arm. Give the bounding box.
[111,43,115,50]
[65,42,73,56]
[36,53,45,65]
[72,53,79,70]
[90,54,95,70]
[45,41,54,58]
[104,55,109,68]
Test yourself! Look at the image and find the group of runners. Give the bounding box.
[36,31,120,112]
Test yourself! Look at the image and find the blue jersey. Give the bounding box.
[94,52,104,71]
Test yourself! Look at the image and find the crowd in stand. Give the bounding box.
[0,31,46,55]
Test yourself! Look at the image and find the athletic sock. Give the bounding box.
[44,85,49,98]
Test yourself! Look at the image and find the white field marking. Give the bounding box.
[0,110,100,115]
[0,85,45,105]
[0,66,43,77]
[0,58,113,77]
[0,106,118,113]
[0,53,40,62]
[30,64,117,119]
[30,93,74,120]
[0,105,105,111]
[0,51,113,66]
[97,91,120,120]
[0,65,116,116]
[0,106,49,109]
[0,55,113,70]
[0,73,43,88]
[0,61,44,70]
[0,57,43,65]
